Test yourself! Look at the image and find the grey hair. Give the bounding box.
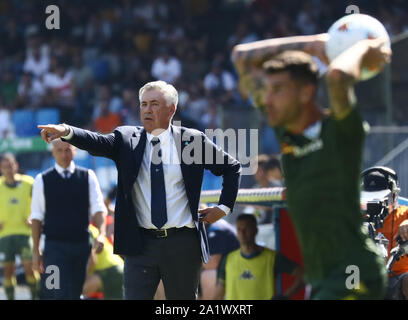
[139,80,178,109]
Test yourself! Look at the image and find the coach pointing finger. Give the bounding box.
[38,80,241,300]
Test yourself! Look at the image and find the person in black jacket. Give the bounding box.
[38,80,241,300]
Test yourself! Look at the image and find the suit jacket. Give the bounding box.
[64,124,241,263]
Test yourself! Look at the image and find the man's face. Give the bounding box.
[254,167,266,184]
[51,140,76,169]
[263,71,303,127]
[0,158,18,180]
[236,220,257,247]
[140,89,175,134]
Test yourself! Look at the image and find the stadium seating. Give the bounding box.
[35,108,60,126]
[11,110,38,137]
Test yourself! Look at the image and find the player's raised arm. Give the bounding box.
[231,34,328,108]
[326,37,392,119]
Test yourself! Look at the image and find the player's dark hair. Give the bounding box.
[257,154,270,171]
[263,50,318,86]
[236,214,257,228]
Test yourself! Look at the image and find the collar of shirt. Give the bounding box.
[303,120,322,140]
[146,126,172,147]
[54,161,75,177]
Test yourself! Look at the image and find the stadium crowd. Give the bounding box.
[0,0,407,140]
[1,0,408,300]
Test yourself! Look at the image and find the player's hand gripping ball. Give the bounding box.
[325,13,391,80]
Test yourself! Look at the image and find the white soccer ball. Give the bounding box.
[325,13,391,80]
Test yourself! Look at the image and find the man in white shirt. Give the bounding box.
[151,48,182,84]
[37,80,241,300]
[30,140,107,299]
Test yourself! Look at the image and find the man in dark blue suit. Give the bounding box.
[38,80,241,300]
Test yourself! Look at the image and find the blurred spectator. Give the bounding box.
[115,0,135,27]
[25,29,49,58]
[15,72,45,109]
[92,84,122,120]
[71,53,94,90]
[0,69,18,109]
[121,50,142,83]
[85,14,113,48]
[133,0,169,30]
[180,84,208,123]
[151,47,181,84]
[203,60,236,105]
[296,2,317,35]
[43,56,75,122]
[200,215,240,300]
[93,98,122,133]
[202,99,222,130]
[227,21,259,50]
[254,154,273,188]
[158,21,185,45]
[267,14,297,38]
[214,214,304,300]
[23,42,50,80]
[266,155,283,187]
[2,18,24,59]
[0,103,12,138]
[253,154,283,188]
[118,86,142,126]
[182,46,208,84]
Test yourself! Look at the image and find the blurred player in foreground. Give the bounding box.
[232,33,391,299]
[0,154,39,300]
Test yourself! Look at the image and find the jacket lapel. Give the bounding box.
[131,128,147,183]
[171,124,188,177]
[172,125,198,221]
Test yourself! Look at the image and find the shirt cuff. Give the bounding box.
[216,204,231,215]
[61,126,73,140]
[30,212,44,222]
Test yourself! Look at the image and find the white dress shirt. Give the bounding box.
[132,126,230,229]
[30,162,107,222]
[62,126,230,229]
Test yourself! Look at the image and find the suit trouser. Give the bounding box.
[123,227,202,300]
[40,239,91,300]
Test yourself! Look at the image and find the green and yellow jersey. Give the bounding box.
[274,107,387,294]
[0,174,34,238]
[218,247,297,300]
[89,224,123,272]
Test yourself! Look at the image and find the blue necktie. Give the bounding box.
[150,138,167,229]
[63,170,70,179]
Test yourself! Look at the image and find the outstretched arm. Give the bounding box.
[38,124,119,160]
[232,34,329,108]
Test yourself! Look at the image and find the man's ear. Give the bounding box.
[170,104,176,118]
[300,84,316,104]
